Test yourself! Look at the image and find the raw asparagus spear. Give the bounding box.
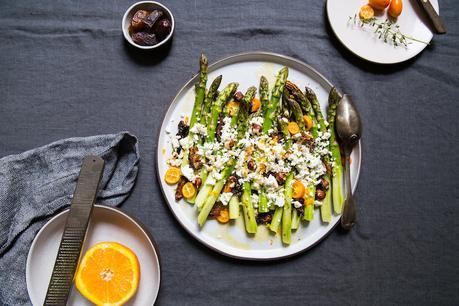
[262,67,288,133]
[259,76,269,116]
[328,87,345,214]
[198,161,235,226]
[284,82,318,222]
[305,86,332,223]
[241,182,257,234]
[189,54,208,128]
[282,173,294,244]
[229,195,240,219]
[269,207,283,233]
[201,75,222,126]
[207,82,238,143]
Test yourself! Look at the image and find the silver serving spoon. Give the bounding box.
[335,94,362,230]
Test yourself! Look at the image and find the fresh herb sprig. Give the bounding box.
[348,14,429,47]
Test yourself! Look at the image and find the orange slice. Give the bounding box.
[165,167,181,184]
[75,242,140,306]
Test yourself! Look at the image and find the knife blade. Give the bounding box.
[417,0,446,34]
[43,156,105,306]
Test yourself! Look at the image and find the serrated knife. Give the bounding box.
[417,0,446,34]
[43,156,104,306]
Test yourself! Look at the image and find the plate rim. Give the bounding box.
[155,51,362,260]
[325,0,437,64]
[26,204,161,306]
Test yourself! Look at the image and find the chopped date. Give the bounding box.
[131,32,158,46]
[215,114,224,141]
[189,147,203,170]
[175,176,188,201]
[154,18,172,39]
[209,202,224,218]
[143,9,164,29]
[295,205,304,217]
[233,91,244,102]
[131,10,148,31]
[177,120,189,138]
[274,172,287,185]
[256,212,274,225]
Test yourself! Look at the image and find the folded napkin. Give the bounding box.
[0,132,139,306]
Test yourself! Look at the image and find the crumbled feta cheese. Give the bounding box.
[293,201,303,209]
[179,137,193,150]
[219,192,233,206]
[190,123,207,136]
[181,164,196,181]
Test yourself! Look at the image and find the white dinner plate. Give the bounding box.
[157,52,362,260]
[327,0,439,64]
[26,205,160,306]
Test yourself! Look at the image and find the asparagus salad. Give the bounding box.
[164,54,346,245]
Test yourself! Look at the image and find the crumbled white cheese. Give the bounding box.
[181,164,196,181]
[190,123,207,136]
[293,201,303,209]
[219,192,233,206]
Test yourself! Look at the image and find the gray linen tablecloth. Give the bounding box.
[0,0,458,305]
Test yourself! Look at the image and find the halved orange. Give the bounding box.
[75,242,140,306]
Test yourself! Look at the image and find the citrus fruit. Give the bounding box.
[164,167,181,184]
[75,242,140,306]
[182,182,196,199]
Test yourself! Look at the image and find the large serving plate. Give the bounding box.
[327,0,439,64]
[157,52,361,260]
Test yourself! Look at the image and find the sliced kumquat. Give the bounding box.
[287,122,300,135]
[303,115,313,130]
[182,182,196,199]
[359,4,374,20]
[251,98,261,113]
[226,101,240,116]
[164,167,181,185]
[292,180,306,199]
[216,209,230,223]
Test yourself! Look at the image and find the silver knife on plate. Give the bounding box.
[43,155,104,306]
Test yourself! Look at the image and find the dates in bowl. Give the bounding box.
[122,1,175,49]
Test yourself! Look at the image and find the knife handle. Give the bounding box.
[418,0,446,34]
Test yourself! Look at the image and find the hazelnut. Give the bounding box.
[194,177,202,189]
[251,123,262,134]
[320,178,330,190]
[315,189,326,200]
[247,160,257,171]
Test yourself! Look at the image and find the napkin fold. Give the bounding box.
[0,132,139,306]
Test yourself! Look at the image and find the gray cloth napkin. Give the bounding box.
[0,132,139,306]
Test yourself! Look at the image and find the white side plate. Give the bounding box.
[157,52,362,260]
[26,205,160,306]
[327,0,439,64]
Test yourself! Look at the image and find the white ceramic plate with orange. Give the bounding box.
[157,52,362,260]
[26,205,160,306]
[327,0,439,64]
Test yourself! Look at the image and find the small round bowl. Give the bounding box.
[122,1,175,50]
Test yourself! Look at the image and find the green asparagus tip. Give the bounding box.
[200,53,208,65]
